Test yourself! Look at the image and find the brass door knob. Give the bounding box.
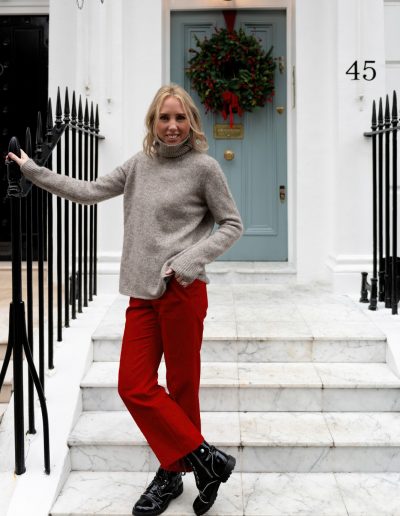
[276,106,285,115]
[224,149,235,161]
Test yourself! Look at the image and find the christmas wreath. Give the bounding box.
[186,27,276,126]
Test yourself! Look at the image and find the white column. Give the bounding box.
[295,0,337,284]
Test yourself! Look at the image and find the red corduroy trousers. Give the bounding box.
[118,276,208,472]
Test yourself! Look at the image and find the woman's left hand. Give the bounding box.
[165,267,189,288]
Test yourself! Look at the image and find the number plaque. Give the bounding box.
[213,124,244,139]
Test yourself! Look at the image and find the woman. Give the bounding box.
[7,84,243,516]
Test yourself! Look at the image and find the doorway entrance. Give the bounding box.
[171,10,287,260]
[0,15,49,260]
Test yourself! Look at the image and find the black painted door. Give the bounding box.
[0,15,49,260]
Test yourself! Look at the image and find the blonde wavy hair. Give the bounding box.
[143,84,208,156]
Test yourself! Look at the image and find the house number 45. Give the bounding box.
[346,60,376,81]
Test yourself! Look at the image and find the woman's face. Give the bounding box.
[156,96,190,145]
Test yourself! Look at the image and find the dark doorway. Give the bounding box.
[0,15,49,260]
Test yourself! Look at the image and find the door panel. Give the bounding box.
[171,10,287,260]
[0,15,49,260]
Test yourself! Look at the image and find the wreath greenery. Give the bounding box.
[186,27,276,125]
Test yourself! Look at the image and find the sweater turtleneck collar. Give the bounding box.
[154,137,192,159]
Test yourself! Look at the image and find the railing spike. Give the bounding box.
[47,98,53,132]
[378,97,383,124]
[64,87,70,122]
[71,91,77,124]
[25,127,32,157]
[84,99,89,126]
[95,104,99,131]
[55,87,62,127]
[36,112,43,146]
[35,112,43,160]
[392,90,398,120]
[372,100,377,127]
[90,102,94,130]
[78,96,83,128]
[385,94,390,122]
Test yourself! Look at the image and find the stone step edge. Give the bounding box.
[91,334,387,343]
[67,411,400,447]
[80,361,400,389]
[51,471,398,516]
[0,360,13,385]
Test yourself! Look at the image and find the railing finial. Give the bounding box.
[55,87,62,128]
[378,97,383,124]
[372,100,377,128]
[35,112,43,161]
[385,94,390,123]
[90,102,94,132]
[25,127,32,157]
[64,87,70,123]
[392,90,398,122]
[71,91,77,125]
[84,99,89,128]
[47,98,53,133]
[78,95,83,128]
[95,104,99,133]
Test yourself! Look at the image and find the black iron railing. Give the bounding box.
[0,87,104,475]
[361,90,400,314]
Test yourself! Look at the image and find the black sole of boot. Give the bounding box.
[132,482,184,516]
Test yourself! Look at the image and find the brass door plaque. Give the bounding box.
[213,124,244,139]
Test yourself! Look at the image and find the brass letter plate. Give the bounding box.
[213,124,244,139]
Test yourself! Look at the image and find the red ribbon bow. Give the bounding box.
[221,91,243,128]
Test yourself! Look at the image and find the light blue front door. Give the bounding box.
[171,10,287,260]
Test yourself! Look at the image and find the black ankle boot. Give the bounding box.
[184,440,236,516]
[132,467,184,516]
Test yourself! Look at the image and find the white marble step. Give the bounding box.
[0,403,8,424]
[92,288,387,363]
[80,361,400,412]
[68,411,400,473]
[93,335,387,364]
[203,261,298,284]
[50,470,400,516]
[0,341,7,360]
[0,360,13,403]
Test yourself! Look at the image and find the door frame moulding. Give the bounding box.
[163,0,296,267]
[0,1,49,15]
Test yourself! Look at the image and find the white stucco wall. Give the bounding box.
[48,0,163,293]
[295,0,385,291]
[328,0,385,292]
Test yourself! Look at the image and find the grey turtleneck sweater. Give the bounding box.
[20,139,244,299]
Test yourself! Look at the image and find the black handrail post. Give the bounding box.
[378,98,384,301]
[71,92,77,319]
[369,100,378,310]
[391,91,398,315]
[64,88,70,329]
[83,100,89,307]
[94,105,99,295]
[77,96,83,314]
[89,102,94,302]
[6,137,26,475]
[45,100,54,364]
[384,95,391,308]
[25,127,36,435]
[55,87,63,341]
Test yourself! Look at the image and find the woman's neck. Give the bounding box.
[154,137,192,158]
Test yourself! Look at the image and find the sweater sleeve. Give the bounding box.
[20,157,133,205]
[169,159,244,283]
